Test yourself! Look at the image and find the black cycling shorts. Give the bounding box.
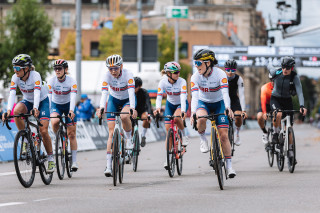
[258,103,271,113]
[231,98,242,112]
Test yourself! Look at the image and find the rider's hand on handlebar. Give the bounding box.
[2,111,10,122]
[96,108,103,118]
[300,107,307,116]
[181,111,186,120]
[32,108,40,118]
[225,107,234,119]
[130,108,137,119]
[190,112,196,125]
[153,108,161,117]
[262,113,267,120]
[242,111,248,119]
[68,110,75,120]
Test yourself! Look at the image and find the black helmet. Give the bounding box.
[193,49,215,61]
[134,77,142,88]
[281,56,295,68]
[12,54,32,67]
[53,59,68,68]
[224,59,237,69]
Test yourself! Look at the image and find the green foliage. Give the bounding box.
[157,24,175,71]
[180,62,192,80]
[61,32,76,60]
[99,15,138,59]
[0,0,53,87]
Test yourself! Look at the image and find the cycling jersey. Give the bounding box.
[156,76,187,112]
[99,68,135,109]
[260,82,273,114]
[7,71,48,111]
[47,75,77,111]
[228,74,246,111]
[191,67,230,113]
[136,88,152,116]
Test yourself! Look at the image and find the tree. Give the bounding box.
[60,32,76,60]
[99,15,137,58]
[0,0,53,87]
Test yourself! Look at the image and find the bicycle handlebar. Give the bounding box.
[154,113,185,128]
[272,109,305,122]
[99,108,104,125]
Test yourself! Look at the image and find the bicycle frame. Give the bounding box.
[279,115,292,157]
[210,120,224,161]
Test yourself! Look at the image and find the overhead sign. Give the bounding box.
[166,6,189,19]
[192,45,320,68]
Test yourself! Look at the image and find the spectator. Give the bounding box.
[78,94,95,121]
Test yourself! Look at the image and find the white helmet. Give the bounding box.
[106,54,123,68]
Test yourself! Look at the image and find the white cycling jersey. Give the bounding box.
[47,75,77,111]
[191,67,230,113]
[7,71,48,111]
[156,76,187,112]
[99,68,135,109]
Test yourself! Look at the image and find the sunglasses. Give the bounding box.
[282,66,292,70]
[108,66,120,72]
[54,67,63,71]
[168,71,180,74]
[13,66,25,71]
[225,68,236,73]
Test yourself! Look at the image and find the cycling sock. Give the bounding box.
[236,127,240,137]
[141,127,148,137]
[225,156,232,169]
[125,130,132,140]
[261,127,267,134]
[199,131,206,141]
[72,150,77,163]
[274,127,280,133]
[48,153,54,162]
[181,128,186,136]
[106,154,112,169]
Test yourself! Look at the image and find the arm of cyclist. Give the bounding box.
[190,76,199,124]
[33,72,42,117]
[47,78,53,110]
[180,78,187,119]
[260,86,268,120]
[154,80,164,117]
[4,77,17,121]
[292,75,307,116]
[68,79,77,120]
[219,72,233,118]
[127,72,137,118]
[238,76,247,118]
[98,76,109,118]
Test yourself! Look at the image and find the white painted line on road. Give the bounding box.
[0,170,32,177]
[0,202,26,207]
[33,198,51,202]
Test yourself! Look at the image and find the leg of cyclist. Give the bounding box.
[196,108,209,153]
[67,125,78,170]
[121,105,134,150]
[234,110,242,146]
[257,112,268,144]
[140,111,149,147]
[271,96,283,144]
[12,102,28,155]
[104,120,115,176]
[174,107,188,147]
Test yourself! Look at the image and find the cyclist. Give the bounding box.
[134,76,152,147]
[1,54,55,173]
[268,56,307,156]
[190,49,236,178]
[257,74,274,144]
[48,59,79,171]
[153,61,189,169]
[224,59,247,146]
[96,54,137,177]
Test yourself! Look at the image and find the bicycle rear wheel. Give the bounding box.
[13,130,36,188]
[276,133,285,172]
[228,123,235,156]
[39,148,53,185]
[132,130,140,172]
[119,137,125,184]
[166,128,175,177]
[55,129,65,180]
[212,128,224,190]
[267,128,274,167]
[112,129,119,186]
[176,130,183,176]
[287,127,296,173]
[66,149,73,178]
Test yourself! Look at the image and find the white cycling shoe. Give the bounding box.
[200,137,209,153]
[227,168,236,178]
[71,162,78,171]
[234,135,241,146]
[262,133,268,144]
[182,136,189,146]
[104,167,112,177]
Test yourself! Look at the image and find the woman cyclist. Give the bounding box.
[48,59,79,171]
[96,54,137,177]
[224,59,247,146]
[153,61,189,170]
[190,49,236,178]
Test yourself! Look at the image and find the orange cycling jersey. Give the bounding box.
[260,82,273,114]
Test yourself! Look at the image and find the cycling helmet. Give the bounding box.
[134,77,143,88]
[106,54,123,68]
[164,61,181,72]
[193,49,215,61]
[53,59,68,68]
[281,56,295,68]
[224,59,237,69]
[12,54,32,67]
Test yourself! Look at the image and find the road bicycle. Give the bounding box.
[99,108,131,186]
[50,115,74,180]
[265,112,276,167]
[155,113,186,177]
[3,112,53,188]
[228,113,246,156]
[193,113,228,190]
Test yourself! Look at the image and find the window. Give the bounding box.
[91,42,100,57]
[62,11,71,28]
[223,12,233,23]
[91,11,100,25]
[180,42,188,59]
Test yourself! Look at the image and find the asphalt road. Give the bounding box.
[1,124,320,213]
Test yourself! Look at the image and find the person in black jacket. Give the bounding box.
[134,77,152,147]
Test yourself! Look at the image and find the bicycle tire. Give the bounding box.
[39,149,53,185]
[228,122,235,156]
[212,127,224,190]
[176,130,183,176]
[13,130,36,188]
[112,129,119,186]
[276,132,285,172]
[132,130,140,172]
[267,128,274,167]
[166,128,175,177]
[287,127,296,173]
[119,136,125,184]
[55,129,65,180]
[66,150,73,178]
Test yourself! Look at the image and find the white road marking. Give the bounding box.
[33,198,51,202]
[0,170,32,177]
[0,202,26,207]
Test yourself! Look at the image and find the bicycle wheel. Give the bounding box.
[112,129,119,186]
[119,137,125,184]
[276,133,285,172]
[13,130,36,188]
[176,130,183,176]
[66,150,73,178]
[228,123,235,156]
[287,127,296,173]
[132,130,140,172]
[55,129,65,180]
[166,128,175,177]
[267,128,274,167]
[39,148,53,185]
[212,128,224,190]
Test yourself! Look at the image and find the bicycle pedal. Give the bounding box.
[72,168,78,172]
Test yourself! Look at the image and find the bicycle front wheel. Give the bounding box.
[132,130,140,172]
[287,127,296,173]
[119,136,125,184]
[13,130,36,188]
[267,129,274,167]
[39,148,53,185]
[166,128,175,177]
[65,138,73,178]
[55,129,65,180]
[228,123,235,156]
[112,129,119,186]
[176,130,183,176]
[212,128,224,190]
